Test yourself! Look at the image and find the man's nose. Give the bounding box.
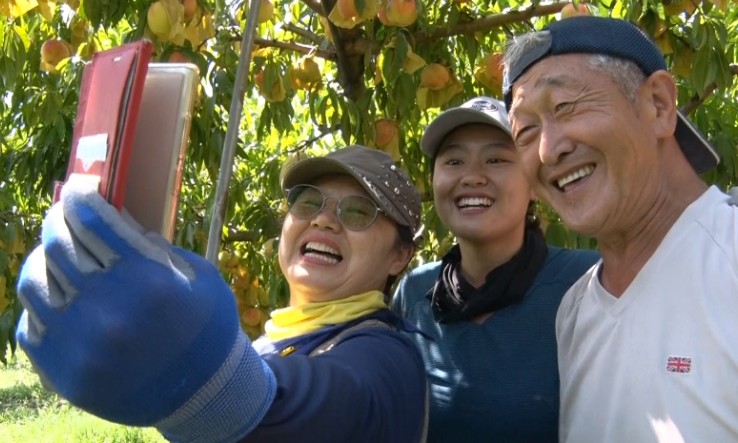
[539,123,574,165]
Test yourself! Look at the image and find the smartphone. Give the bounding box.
[123,63,199,241]
[56,41,152,209]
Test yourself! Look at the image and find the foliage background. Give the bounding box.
[1,0,736,362]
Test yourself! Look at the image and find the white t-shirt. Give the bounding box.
[557,186,738,443]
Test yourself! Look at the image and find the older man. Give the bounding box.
[503,16,738,442]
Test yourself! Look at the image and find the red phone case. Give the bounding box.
[56,40,152,209]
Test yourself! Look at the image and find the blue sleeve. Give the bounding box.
[241,328,427,443]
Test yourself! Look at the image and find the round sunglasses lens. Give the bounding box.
[338,196,378,230]
[288,186,323,219]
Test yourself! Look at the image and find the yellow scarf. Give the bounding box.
[264,290,387,342]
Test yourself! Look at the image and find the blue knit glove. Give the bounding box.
[16,177,276,443]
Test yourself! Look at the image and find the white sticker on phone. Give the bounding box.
[75,134,108,172]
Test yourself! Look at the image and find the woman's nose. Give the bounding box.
[310,199,342,231]
[460,165,489,187]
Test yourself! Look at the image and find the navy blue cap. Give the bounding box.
[503,16,719,173]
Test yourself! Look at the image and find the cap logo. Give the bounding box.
[469,100,498,112]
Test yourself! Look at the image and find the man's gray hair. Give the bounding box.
[586,55,646,103]
[503,32,551,82]
[503,31,646,105]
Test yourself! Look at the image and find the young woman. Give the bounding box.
[16,146,427,443]
[392,97,598,442]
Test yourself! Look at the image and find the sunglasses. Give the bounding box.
[286,184,383,231]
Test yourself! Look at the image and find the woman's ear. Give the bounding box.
[388,243,415,277]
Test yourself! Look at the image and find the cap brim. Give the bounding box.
[281,157,416,229]
[676,111,719,174]
[281,157,363,192]
[281,156,402,226]
[420,108,512,158]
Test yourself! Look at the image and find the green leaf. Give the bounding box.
[545,221,568,247]
[12,25,31,51]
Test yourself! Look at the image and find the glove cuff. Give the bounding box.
[155,332,277,443]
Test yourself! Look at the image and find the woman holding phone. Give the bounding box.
[16,146,427,443]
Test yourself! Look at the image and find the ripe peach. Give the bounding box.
[255,68,286,102]
[377,4,390,25]
[386,0,417,27]
[374,119,398,149]
[290,55,321,90]
[183,0,197,21]
[167,51,189,63]
[474,52,503,94]
[41,39,71,67]
[255,69,265,89]
[241,307,262,327]
[337,0,359,19]
[481,52,503,90]
[240,0,273,24]
[258,0,274,23]
[560,2,589,18]
[420,63,451,91]
[378,0,417,27]
[147,1,172,38]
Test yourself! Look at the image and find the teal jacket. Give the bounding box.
[392,246,599,443]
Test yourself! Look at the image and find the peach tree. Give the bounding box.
[1,0,737,361]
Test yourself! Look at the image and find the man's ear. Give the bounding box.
[642,70,678,139]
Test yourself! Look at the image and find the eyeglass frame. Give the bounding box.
[285,184,386,231]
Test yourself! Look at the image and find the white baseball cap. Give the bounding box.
[420,96,511,158]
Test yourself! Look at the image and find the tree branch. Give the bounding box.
[253,37,336,60]
[224,218,282,244]
[282,22,324,46]
[680,63,738,115]
[291,126,339,151]
[414,1,570,44]
[345,36,371,57]
[252,2,569,80]
[317,0,367,100]
[224,229,260,243]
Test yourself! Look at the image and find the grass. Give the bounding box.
[0,351,166,443]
